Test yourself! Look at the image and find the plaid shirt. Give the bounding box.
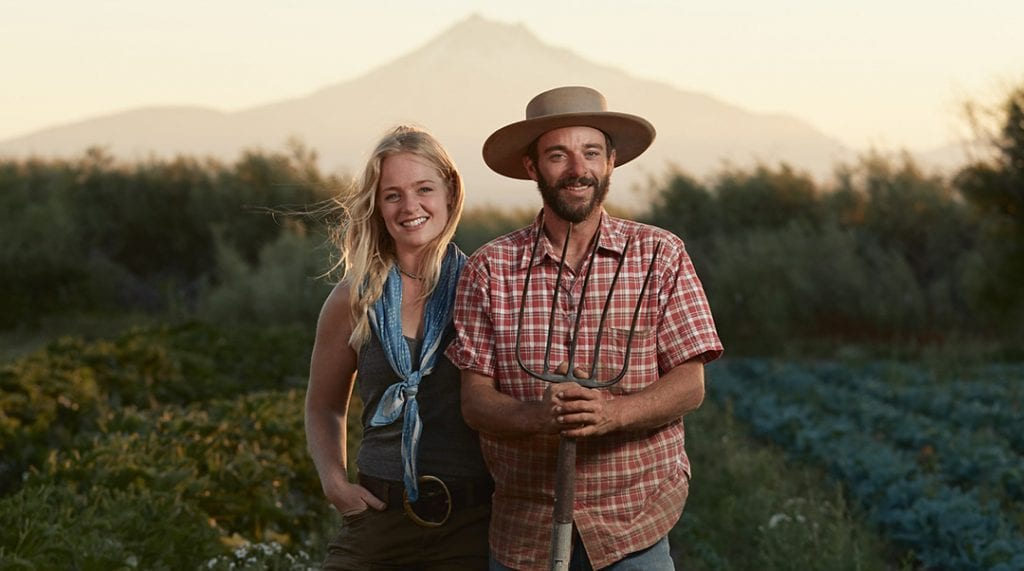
[447,211,722,570]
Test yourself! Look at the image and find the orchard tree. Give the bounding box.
[955,83,1024,322]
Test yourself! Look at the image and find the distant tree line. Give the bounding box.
[2,86,1021,355]
[642,154,999,353]
[0,142,339,328]
[644,84,1024,353]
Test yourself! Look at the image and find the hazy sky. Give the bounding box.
[2,0,1021,151]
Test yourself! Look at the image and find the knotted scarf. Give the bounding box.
[367,243,467,502]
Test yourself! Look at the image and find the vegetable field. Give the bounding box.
[709,359,1024,571]
[3,323,1022,570]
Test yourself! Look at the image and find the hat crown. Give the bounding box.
[483,85,654,180]
[526,86,608,120]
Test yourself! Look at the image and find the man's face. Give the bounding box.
[525,126,615,224]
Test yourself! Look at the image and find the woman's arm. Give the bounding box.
[305,284,385,514]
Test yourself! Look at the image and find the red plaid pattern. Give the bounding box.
[447,211,722,570]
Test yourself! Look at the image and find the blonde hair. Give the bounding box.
[328,125,464,348]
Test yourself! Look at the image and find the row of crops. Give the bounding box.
[708,359,1024,571]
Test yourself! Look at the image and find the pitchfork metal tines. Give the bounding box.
[514,218,662,389]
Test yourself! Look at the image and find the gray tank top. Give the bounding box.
[355,327,488,481]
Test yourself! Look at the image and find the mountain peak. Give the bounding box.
[390,13,608,91]
[419,14,541,55]
[439,14,531,39]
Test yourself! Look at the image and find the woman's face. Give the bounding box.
[377,152,452,254]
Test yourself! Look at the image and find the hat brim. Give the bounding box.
[482,112,656,180]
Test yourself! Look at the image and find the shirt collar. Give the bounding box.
[517,209,629,270]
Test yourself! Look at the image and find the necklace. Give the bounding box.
[398,266,423,280]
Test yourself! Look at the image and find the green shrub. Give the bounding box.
[0,318,368,569]
[3,389,336,569]
[34,391,324,545]
[454,207,536,254]
[197,230,333,328]
[0,322,313,494]
[703,220,929,352]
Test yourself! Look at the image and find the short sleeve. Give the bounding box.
[445,254,498,378]
[656,238,723,372]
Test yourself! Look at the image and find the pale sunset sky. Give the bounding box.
[2,0,1021,151]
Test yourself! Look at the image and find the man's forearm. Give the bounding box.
[611,359,705,431]
[460,360,704,439]
[461,370,557,437]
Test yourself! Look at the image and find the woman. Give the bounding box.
[305,125,491,570]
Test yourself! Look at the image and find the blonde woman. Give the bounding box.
[306,125,490,570]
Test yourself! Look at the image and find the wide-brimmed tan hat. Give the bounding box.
[482,86,656,180]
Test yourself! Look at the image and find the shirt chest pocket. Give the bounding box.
[592,325,657,393]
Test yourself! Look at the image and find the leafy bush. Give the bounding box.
[197,229,333,328]
[0,322,313,494]
[35,391,324,545]
[703,220,926,352]
[0,319,368,569]
[454,207,536,255]
[1,390,328,569]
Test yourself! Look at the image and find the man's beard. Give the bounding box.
[536,172,611,223]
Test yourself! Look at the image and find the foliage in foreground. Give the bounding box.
[0,390,330,570]
[0,322,313,496]
[0,322,349,569]
[1,322,909,570]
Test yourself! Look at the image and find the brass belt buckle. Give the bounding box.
[402,475,452,527]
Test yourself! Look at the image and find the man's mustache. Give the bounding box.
[557,176,596,189]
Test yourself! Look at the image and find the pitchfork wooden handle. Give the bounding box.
[550,436,576,571]
[553,437,576,522]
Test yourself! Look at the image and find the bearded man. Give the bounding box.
[446,86,723,571]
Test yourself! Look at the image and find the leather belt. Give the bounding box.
[358,473,493,526]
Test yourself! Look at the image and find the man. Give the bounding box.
[446,86,723,570]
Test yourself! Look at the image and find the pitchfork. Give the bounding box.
[515,216,662,571]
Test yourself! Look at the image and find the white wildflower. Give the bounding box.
[768,513,790,528]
